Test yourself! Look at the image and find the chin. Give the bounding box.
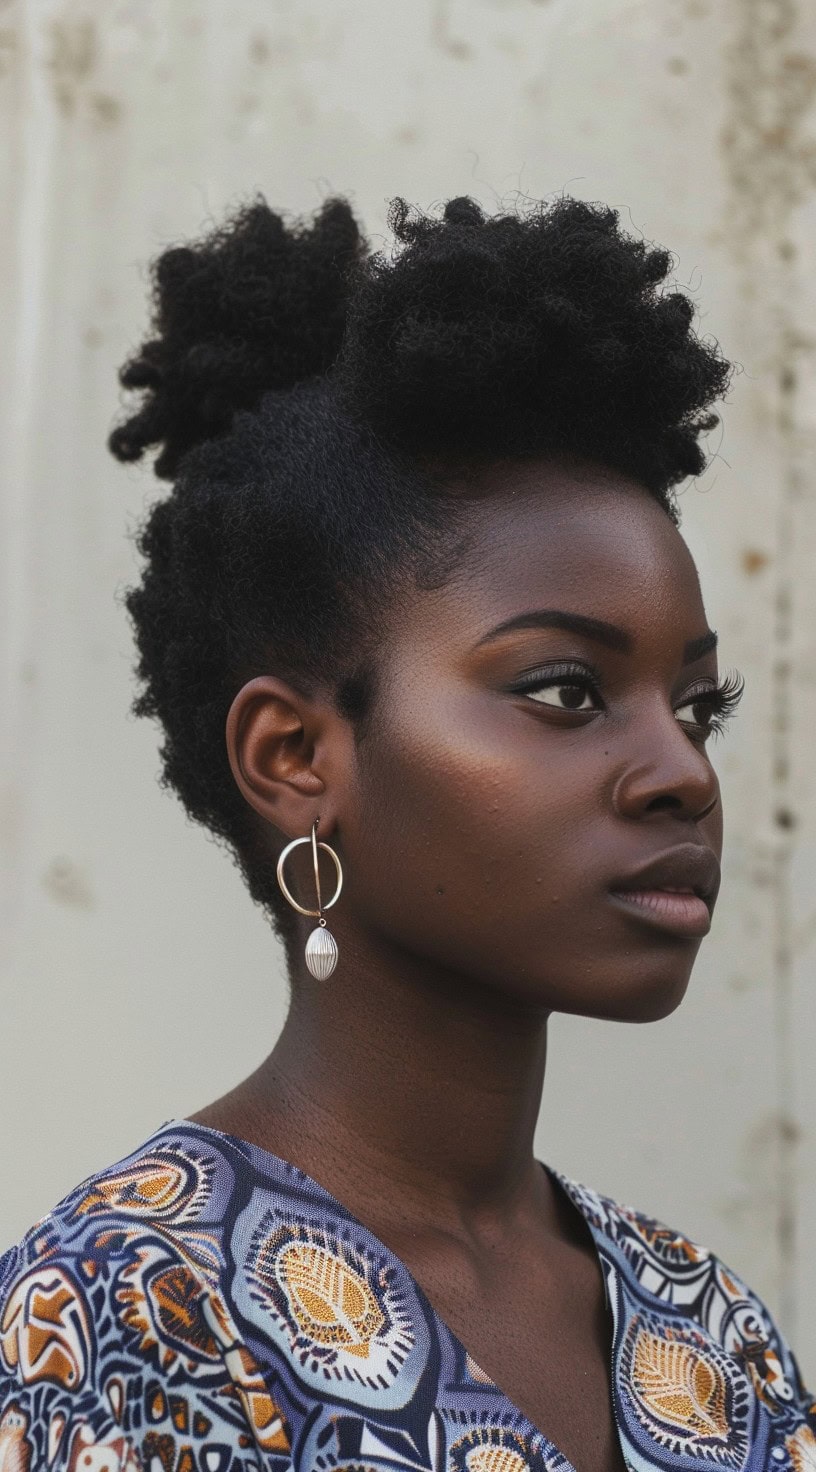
[536,953,698,1024]
[598,966,695,1024]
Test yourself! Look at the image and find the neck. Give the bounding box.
[212,926,551,1233]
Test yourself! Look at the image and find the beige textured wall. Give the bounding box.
[1,0,814,1376]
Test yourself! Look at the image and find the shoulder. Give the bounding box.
[0,1124,292,1469]
[559,1173,816,1429]
[0,1123,230,1386]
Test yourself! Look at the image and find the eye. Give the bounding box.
[524,680,595,709]
[674,694,713,729]
[512,662,602,713]
[674,670,746,740]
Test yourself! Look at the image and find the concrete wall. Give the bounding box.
[2,0,814,1377]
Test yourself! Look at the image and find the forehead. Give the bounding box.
[437,460,706,638]
[444,462,698,630]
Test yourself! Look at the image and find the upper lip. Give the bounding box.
[609,843,721,910]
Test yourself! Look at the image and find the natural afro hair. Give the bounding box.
[110,191,732,948]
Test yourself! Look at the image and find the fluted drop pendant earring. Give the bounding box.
[276,818,343,979]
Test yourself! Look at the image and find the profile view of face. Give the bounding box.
[335,458,728,1022]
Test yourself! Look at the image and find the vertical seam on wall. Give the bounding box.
[721,0,816,1339]
[773,313,797,1335]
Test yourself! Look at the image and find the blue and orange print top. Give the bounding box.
[0,1119,813,1472]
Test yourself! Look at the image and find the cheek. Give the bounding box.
[339,688,713,1017]
[345,686,603,935]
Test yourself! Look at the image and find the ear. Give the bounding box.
[225,676,345,840]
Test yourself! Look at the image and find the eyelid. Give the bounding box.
[674,678,729,710]
[512,657,604,688]
[674,687,710,711]
[679,675,719,693]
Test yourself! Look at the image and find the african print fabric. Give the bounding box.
[0,1119,813,1471]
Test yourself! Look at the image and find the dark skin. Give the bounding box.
[191,458,729,1472]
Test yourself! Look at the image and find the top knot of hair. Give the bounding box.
[108,196,365,480]
[110,190,732,499]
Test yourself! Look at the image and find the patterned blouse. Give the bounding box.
[0,1120,813,1472]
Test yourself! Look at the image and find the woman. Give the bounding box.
[0,194,812,1472]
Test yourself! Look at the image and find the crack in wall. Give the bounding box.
[721,0,816,1337]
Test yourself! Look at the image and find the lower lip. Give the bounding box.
[607,888,712,938]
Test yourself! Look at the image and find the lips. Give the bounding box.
[607,843,720,938]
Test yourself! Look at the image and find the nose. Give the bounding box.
[611,697,720,822]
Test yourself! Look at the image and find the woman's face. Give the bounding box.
[340,458,729,1022]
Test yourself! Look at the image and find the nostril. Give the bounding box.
[645,794,683,818]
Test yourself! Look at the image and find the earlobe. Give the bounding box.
[225,676,326,829]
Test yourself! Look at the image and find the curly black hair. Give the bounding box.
[109,193,732,950]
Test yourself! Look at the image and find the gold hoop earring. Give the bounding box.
[276,818,343,979]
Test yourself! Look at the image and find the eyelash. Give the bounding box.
[512,661,746,740]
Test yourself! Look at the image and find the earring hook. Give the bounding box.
[310,817,323,919]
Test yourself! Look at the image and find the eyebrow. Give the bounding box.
[476,610,718,664]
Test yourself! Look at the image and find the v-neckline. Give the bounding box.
[159,1117,629,1472]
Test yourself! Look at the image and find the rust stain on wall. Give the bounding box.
[42,857,95,911]
[741,547,770,575]
[47,17,97,117]
[721,0,816,247]
[0,24,16,79]
[431,0,473,60]
[249,31,271,65]
[90,92,121,127]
